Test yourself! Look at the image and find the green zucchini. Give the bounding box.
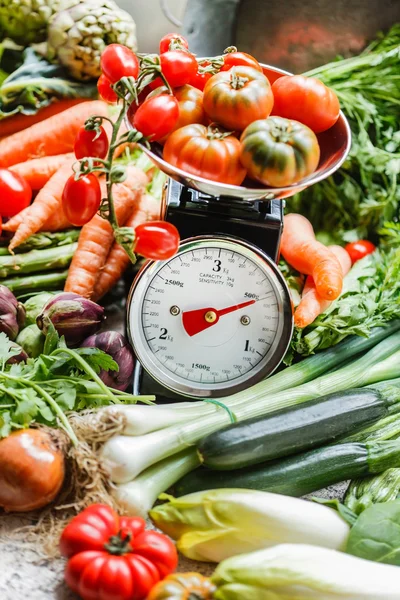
[176,439,400,498]
[198,389,389,471]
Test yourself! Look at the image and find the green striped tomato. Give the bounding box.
[240,116,320,187]
[203,66,273,131]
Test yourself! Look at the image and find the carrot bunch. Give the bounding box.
[281,213,351,328]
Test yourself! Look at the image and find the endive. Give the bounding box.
[211,544,400,599]
[150,489,350,562]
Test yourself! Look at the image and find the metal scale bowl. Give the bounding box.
[138,64,351,202]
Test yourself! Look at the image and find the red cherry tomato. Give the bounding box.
[97,74,118,103]
[0,217,2,236]
[272,75,340,133]
[127,88,152,121]
[74,125,109,160]
[190,68,212,91]
[221,51,262,72]
[62,173,101,226]
[345,240,376,264]
[134,221,180,260]
[160,51,198,88]
[100,44,139,84]
[0,169,32,217]
[149,76,164,90]
[132,95,179,142]
[159,33,189,54]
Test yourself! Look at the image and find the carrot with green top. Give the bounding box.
[281,213,344,301]
[64,166,148,298]
[0,101,108,168]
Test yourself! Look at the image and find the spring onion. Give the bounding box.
[102,329,400,483]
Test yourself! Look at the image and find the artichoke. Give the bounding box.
[0,0,57,44]
[16,324,45,358]
[47,0,137,81]
[0,285,26,340]
[81,331,135,391]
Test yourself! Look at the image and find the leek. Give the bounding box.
[149,489,350,562]
[211,544,400,599]
[113,324,400,436]
[102,332,400,483]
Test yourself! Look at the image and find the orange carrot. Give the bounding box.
[0,99,88,138]
[281,213,343,301]
[92,193,160,301]
[9,153,74,190]
[64,166,148,298]
[8,158,76,250]
[294,245,352,328]
[2,207,30,232]
[4,203,73,234]
[0,100,108,168]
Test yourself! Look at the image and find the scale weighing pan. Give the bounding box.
[138,63,351,201]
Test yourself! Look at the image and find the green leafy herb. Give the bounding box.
[0,47,97,118]
[287,25,400,242]
[346,500,400,565]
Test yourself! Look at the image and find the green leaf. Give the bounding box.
[35,398,56,423]
[0,48,97,118]
[43,320,60,355]
[0,411,11,438]
[75,348,119,373]
[0,332,22,367]
[13,392,39,425]
[52,381,77,412]
[312,497,358,526]
[346,500,400,565]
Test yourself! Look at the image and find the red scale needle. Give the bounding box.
[182,299,256,337]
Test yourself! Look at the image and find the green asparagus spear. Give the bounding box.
[1,270,69,296]
[0,230,80,254]
[0,243,77,278]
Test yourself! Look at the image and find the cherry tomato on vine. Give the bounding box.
[345,240,376,264]
[100,44,139,84]
[221,51,262,72]
[159,32,189,54]
[272,75,340,133]
[74,126,109,160]
[149,76,164,90]
[190,68,212,91]
[132,95,179,141]
[126,88,152,121]
[0,169,32,217]
[134,221,180,260]
[160,51,198,88]
[62,174,101,226]
[97,74,118,103]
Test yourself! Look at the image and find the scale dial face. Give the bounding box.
[127,236,293,398]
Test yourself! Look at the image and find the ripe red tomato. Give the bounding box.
[160,51,198,88]
[272,75,340,133]
[62,504,178,600]
[163,123,247,186]
[62,173,101,226]
[159,33,189,54]
[221,51,262,72]
[97,74,118,103]
[171,84,207,132]
[132,95,179,142]
[74,125,109,160]
[149,76,164,90]
[0,169,32,217]
[134,221,180,260]
[190,68,212,91]
[100,44,139,84]
[345,240,376,264]
[203,66,273,131]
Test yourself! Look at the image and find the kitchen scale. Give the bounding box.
[126,64,352,400]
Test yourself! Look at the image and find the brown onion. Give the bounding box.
[0,428,66,512]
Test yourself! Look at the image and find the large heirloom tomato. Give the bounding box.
[272,75,340,133]
[148,572,216,600]
[61,504,178,600]
[240,116,320,187]
[203,66,273,131]
[163,124,247,186]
